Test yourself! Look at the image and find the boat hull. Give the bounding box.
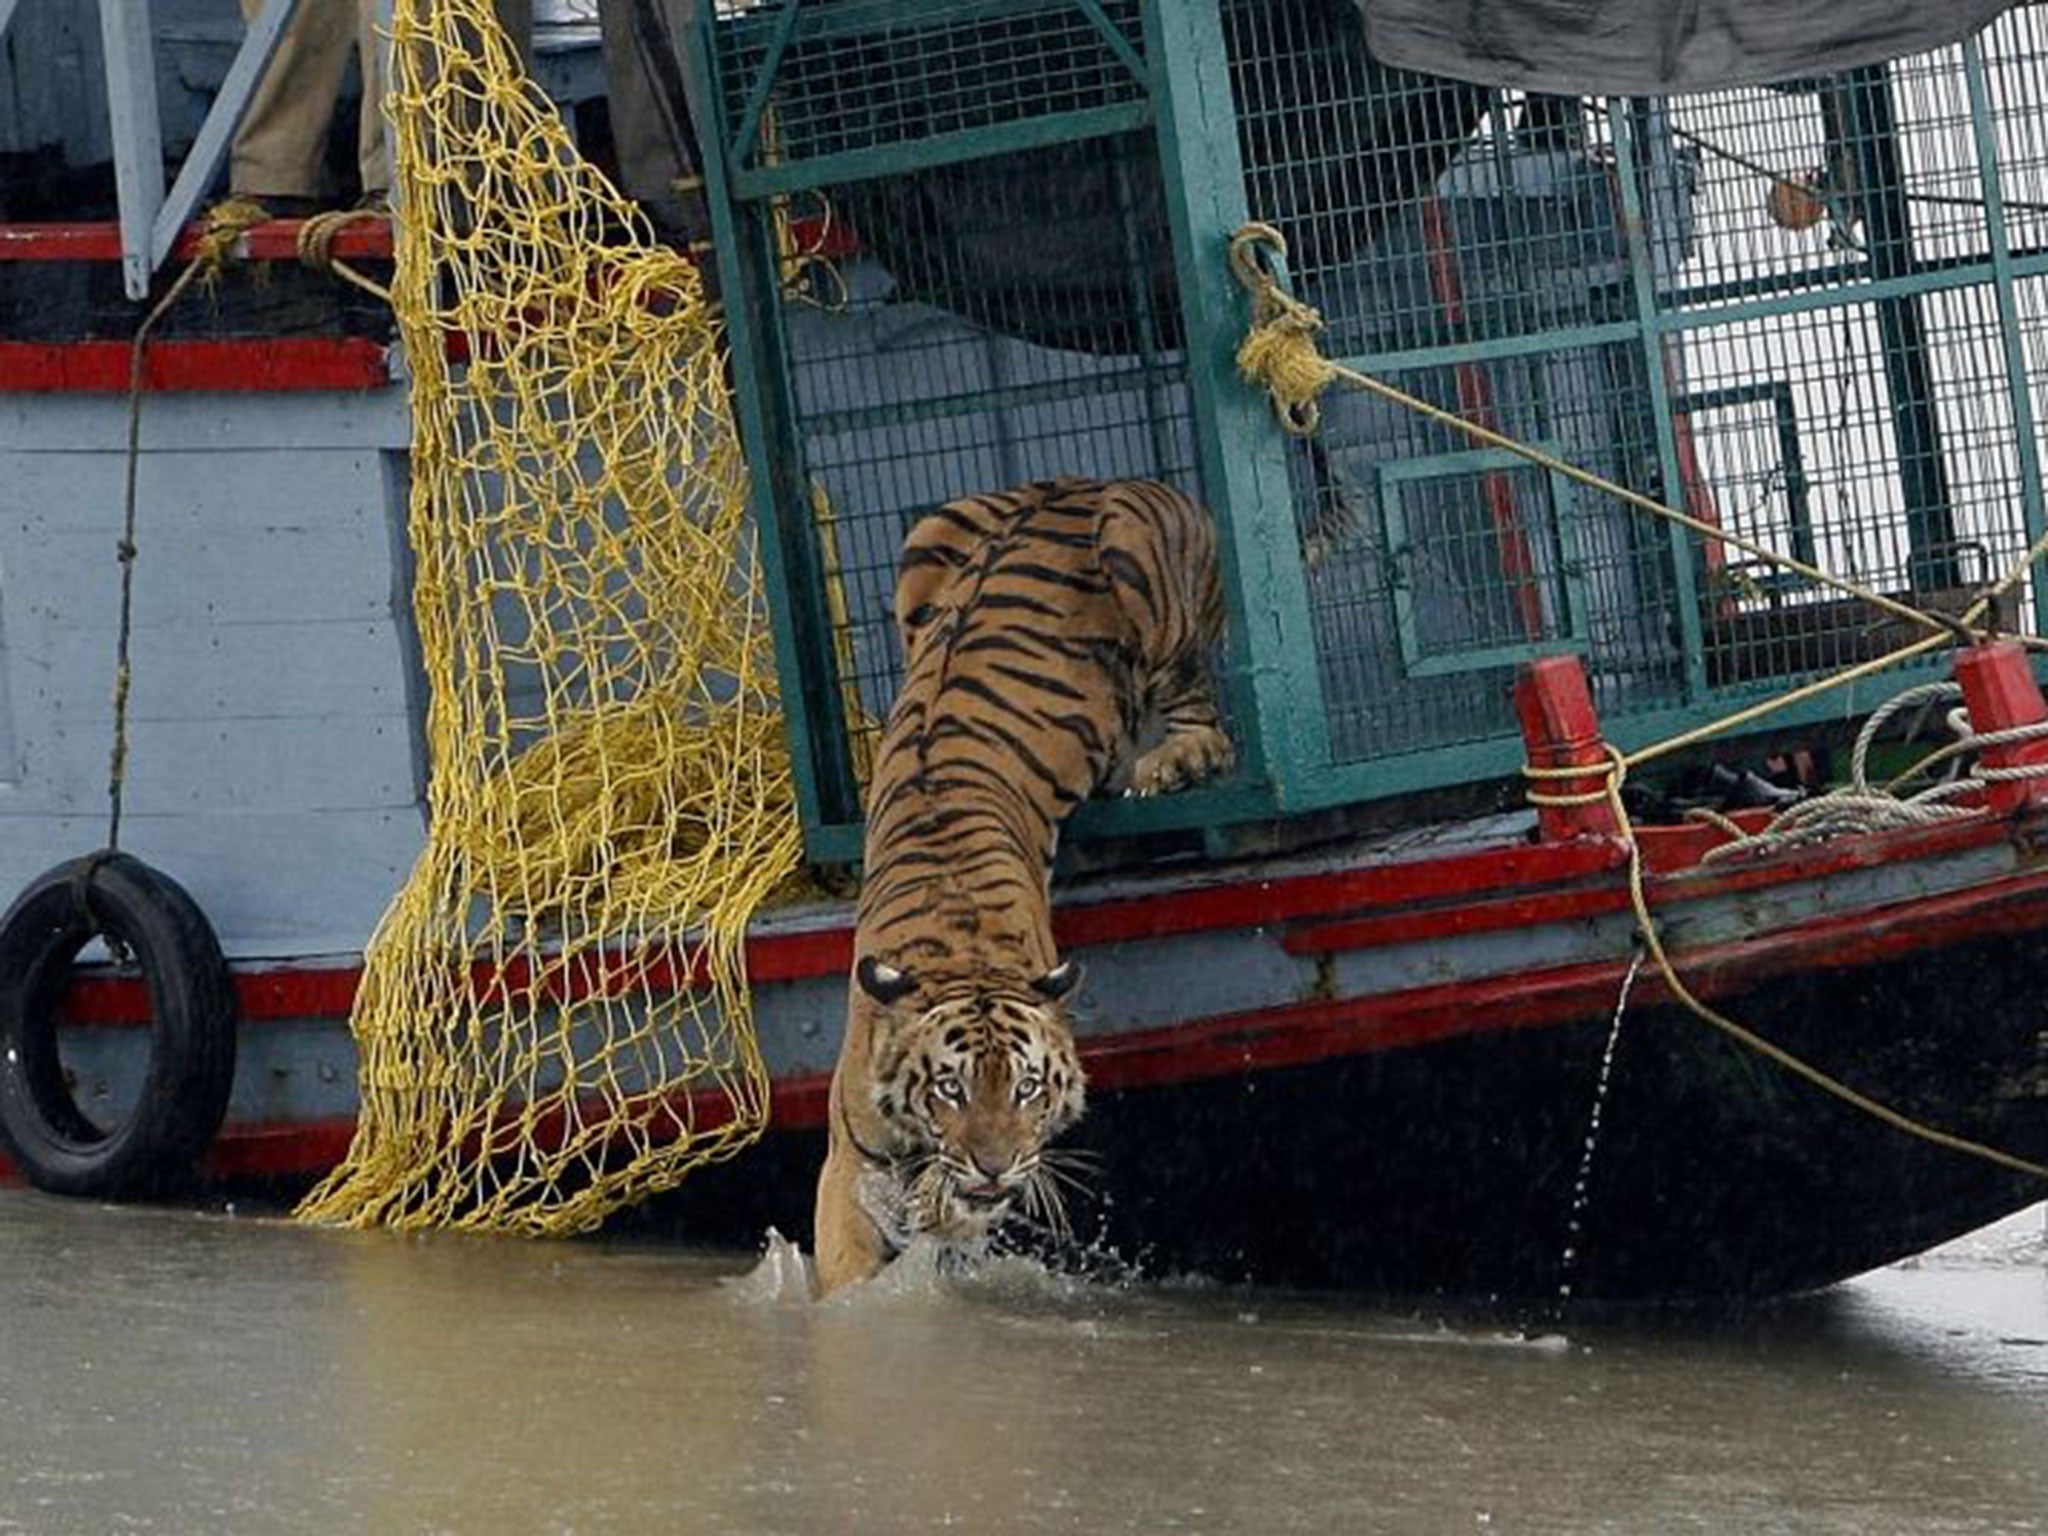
[636,866,2048,1301]
[16,807,2048,1302]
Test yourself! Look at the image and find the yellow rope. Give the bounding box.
[192,197,273,281]
[105,197,276,846]
[1524,754,2048,1180]
[295,209,393,303]
[1233,222,2048,1186]
[1227,222,1976,644]
[1597,748,2048,1182]
[295,0,802,1236]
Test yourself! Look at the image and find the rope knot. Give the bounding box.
[1228,222,1338,436]
[297,210,394,303]
[193,197,272,291]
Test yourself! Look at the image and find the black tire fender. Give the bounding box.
[0,852,238,1197]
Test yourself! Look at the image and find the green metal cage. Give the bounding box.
[686,0,2048,863]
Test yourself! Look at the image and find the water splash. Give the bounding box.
[1556,949,1644,1311]
[723,1227,817,1305]
[721,1216,1151,1308]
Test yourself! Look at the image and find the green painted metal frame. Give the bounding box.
[694,0,2048,856]
[1609,100,1709,700]
[1249,72,2048,812]
[1142,0,1329,813]
[691,0,1309,859]
[686,8,853,838]
[1963,36,2048,640]
[1376,445,1589,678]
[731,104,1157,199]
[717,0,1154,198]
[1675,380,1816,573]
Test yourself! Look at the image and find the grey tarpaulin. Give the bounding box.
[1354,0,2018,95]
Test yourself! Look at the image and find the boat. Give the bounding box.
[3,0,2046,1302]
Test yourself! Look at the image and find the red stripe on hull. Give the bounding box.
[1285,813,2008,954]
[93,850,2048,1182]
[54,812,2026,1026]
[0,339,391,393]
[0,219,396,265]
[1085,859,2048,1093]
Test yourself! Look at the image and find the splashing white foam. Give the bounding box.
[723,1227,817,1305]
[723,1227,1136,1309]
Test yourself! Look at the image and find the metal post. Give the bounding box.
[1608,100,1708,699]
[1963,37,2048,640]
[369,0,397,199]
[1838,65,1959,593]
[1514,656,1619,841]
[682,1,860,848]
[1144,0,1329,807]
[99,0,166,301]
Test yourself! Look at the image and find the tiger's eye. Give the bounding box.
[1014,1072,1043,1104]
[932,1076,967,1108]
[905,602,937,628]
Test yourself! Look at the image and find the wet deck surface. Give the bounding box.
[2,1194,2044,1533]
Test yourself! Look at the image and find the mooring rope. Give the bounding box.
[1227,222,1975,645]
[1518,749,2048,1182]
[296,208,394,302]
[1229,219,2048,1187]
[107,198,273,852]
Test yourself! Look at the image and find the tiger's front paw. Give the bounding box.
[1129,725,1234,797]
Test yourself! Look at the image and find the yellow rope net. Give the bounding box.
[296,0,803,1234]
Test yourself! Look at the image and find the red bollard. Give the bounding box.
[1513,656,1620,841]
[1953,641,2048,812]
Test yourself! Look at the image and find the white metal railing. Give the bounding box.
[96,0,306,299]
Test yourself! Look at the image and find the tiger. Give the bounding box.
[813,477,1233,1294]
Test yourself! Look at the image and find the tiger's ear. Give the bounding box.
[1032,959,1082,1001]
[856,955,918,1005]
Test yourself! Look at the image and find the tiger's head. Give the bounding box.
[856,954,1088,1244]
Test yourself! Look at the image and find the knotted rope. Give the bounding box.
[1226,221,2048,1187]
[297,208,394,303]
[107,196,275,851]
[1226,222,1980,646]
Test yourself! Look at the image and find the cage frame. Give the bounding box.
[686,0,2048,865]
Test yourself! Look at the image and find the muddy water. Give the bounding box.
[1,1195,2044,1534]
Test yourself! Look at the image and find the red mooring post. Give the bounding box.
[1952,640,2048,812]
[1513,656,1620,841]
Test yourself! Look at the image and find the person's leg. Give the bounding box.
[358,0,534,200]
[230,0,357,204]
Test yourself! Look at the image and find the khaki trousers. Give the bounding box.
[230,0,533,200]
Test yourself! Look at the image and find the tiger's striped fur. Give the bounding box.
[814,477,1232,1293]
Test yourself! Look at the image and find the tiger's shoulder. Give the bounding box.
[893,477,1218,658]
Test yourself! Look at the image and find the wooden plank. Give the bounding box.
[0,806,424,953]
[7,712,418,816]
[34,618,414,722]
[0,220,396,264]
[4,443,400,530]
[31,515,396,625]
